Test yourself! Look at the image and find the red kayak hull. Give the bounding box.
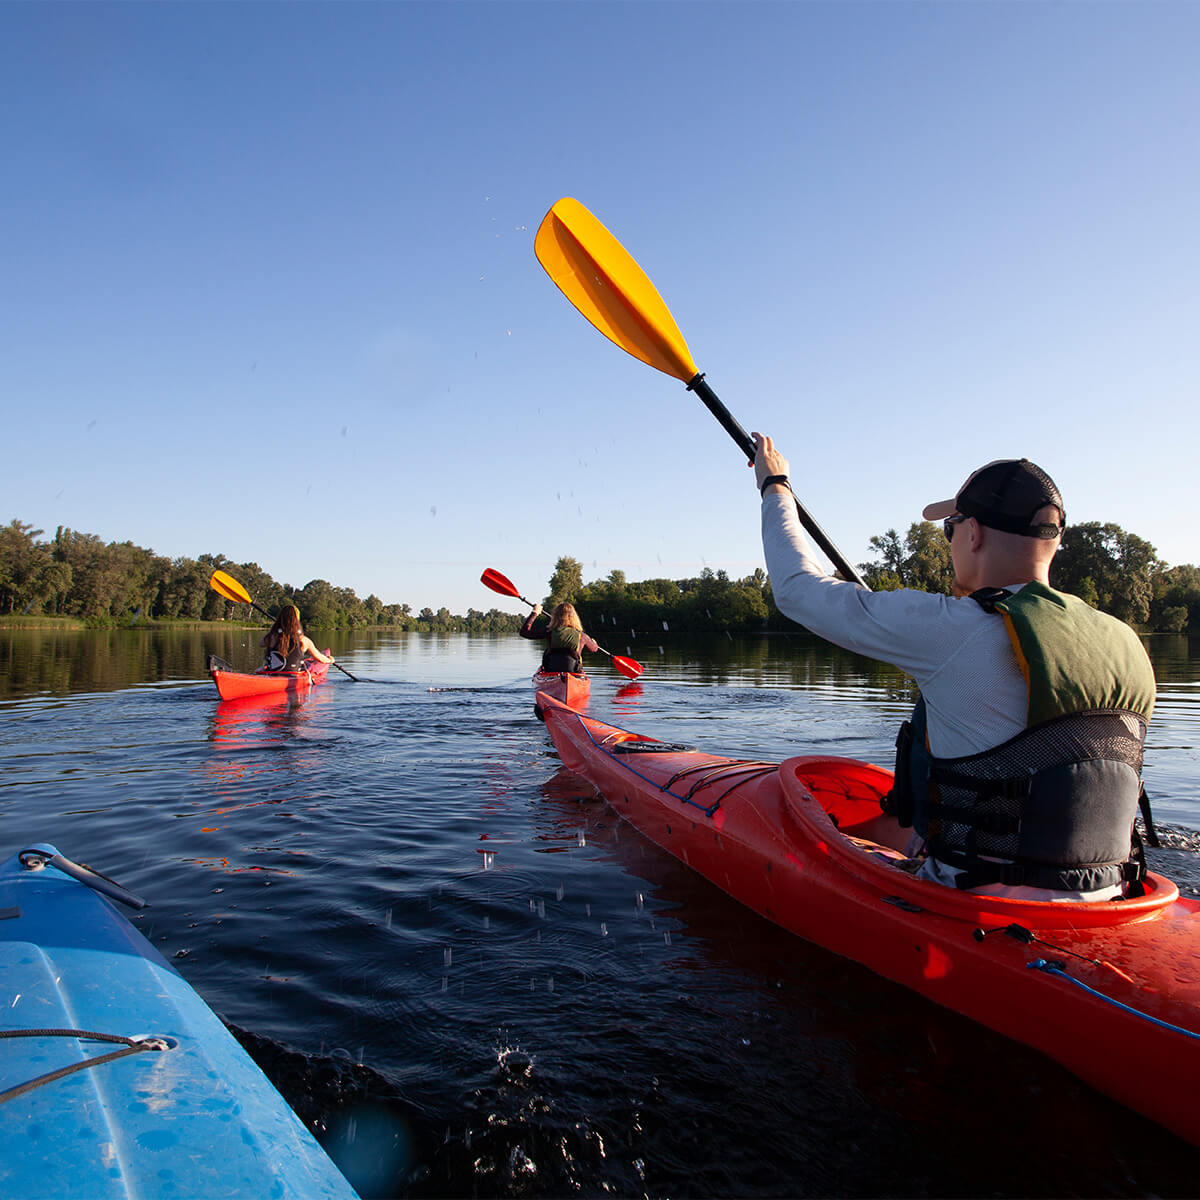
[532,669,590,708]
[208,654,331,701]
[536,691,1200,1147]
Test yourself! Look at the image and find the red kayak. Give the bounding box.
[536,691,1200,1147]
[532,669,590,708]
[207,653,331,702]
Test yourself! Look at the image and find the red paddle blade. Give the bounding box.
[612,655,644,679]
[480,568,520,598]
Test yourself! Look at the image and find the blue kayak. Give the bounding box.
[0,844,358,1198]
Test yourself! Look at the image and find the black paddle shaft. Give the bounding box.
[685,373,866,588]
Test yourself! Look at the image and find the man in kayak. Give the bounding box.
[753,433,1156,901]
[520,601,599,673]
[261,604,335,672]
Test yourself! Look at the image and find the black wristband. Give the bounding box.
[760,474,791,496]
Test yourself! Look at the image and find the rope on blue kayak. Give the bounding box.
[0,1029,173,1104]
[1026,959,1200,1040]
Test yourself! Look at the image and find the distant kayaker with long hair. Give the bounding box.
[520,601,599,673]
[752,432,1156,902]
[261,604,335,671]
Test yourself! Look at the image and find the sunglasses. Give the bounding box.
[943,514,969,542]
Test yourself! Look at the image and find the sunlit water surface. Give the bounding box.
[2,627,1199,1198]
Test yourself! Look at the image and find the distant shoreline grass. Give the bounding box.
[0,615,262,631]
[0,615,446,633]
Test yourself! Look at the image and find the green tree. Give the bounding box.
[1150,563,1200,632]
[0,520,63,614]
[547,556,584,606]
[860,522,953,595]
[904,522,955,594]
[1053,522,1160,625]
[296,579,339,628]
[861,529,904,589]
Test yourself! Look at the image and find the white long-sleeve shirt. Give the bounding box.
[761,490,1031,758]
[762,490,1125,900]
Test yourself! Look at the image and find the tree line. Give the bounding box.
[0,520,520,633]
[858,520,1199,632]
[2,514,1196,636]
[545,514,1199,635]
[544,558,780,633]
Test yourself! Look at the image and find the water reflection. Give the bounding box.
[209,690,329,749]
[197,688,334,840]
[0,626,272,698]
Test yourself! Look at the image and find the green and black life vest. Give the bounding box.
[538,622,584,673]
[884,582,1156,892]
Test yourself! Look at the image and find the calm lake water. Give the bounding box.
[2,626,1199,1198]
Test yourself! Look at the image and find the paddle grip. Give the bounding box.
[686,374,867,588]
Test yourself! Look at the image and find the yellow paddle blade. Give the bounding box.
[535,197,699,383]
[209,569,251,604]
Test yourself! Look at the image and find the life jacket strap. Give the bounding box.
[1137,781,1160,849]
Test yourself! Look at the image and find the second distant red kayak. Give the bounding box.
[207,654,331,701]
[532,669,590,708]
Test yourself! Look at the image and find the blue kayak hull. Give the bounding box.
[0,845,357,1198]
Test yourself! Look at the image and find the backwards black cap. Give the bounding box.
[923,459,1065,539]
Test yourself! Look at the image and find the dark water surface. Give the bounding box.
[2,627,1200,1198]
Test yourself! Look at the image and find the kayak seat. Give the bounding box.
[787,755,911,855]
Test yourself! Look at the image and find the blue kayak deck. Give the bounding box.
[0,847,358,1198]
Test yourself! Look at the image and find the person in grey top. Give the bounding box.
[752,432,1155,901]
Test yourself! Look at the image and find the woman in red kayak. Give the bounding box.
[261,605,335,671]
[520,602,599,673]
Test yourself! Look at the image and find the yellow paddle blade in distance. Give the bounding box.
[209,569,251,604]
[535,197,699,383]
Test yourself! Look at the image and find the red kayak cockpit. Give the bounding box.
[779,755,1180,930]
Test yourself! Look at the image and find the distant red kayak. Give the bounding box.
[536,690,1200,1148]
[532,669,590,708]
[207,653,331,701]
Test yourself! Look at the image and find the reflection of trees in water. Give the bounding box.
[634,631,919,697]
[0,626,266,698]
[2,627,1194,707]
[1147,633,1200,684]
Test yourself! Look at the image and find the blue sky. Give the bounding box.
[4,2,1197,614]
